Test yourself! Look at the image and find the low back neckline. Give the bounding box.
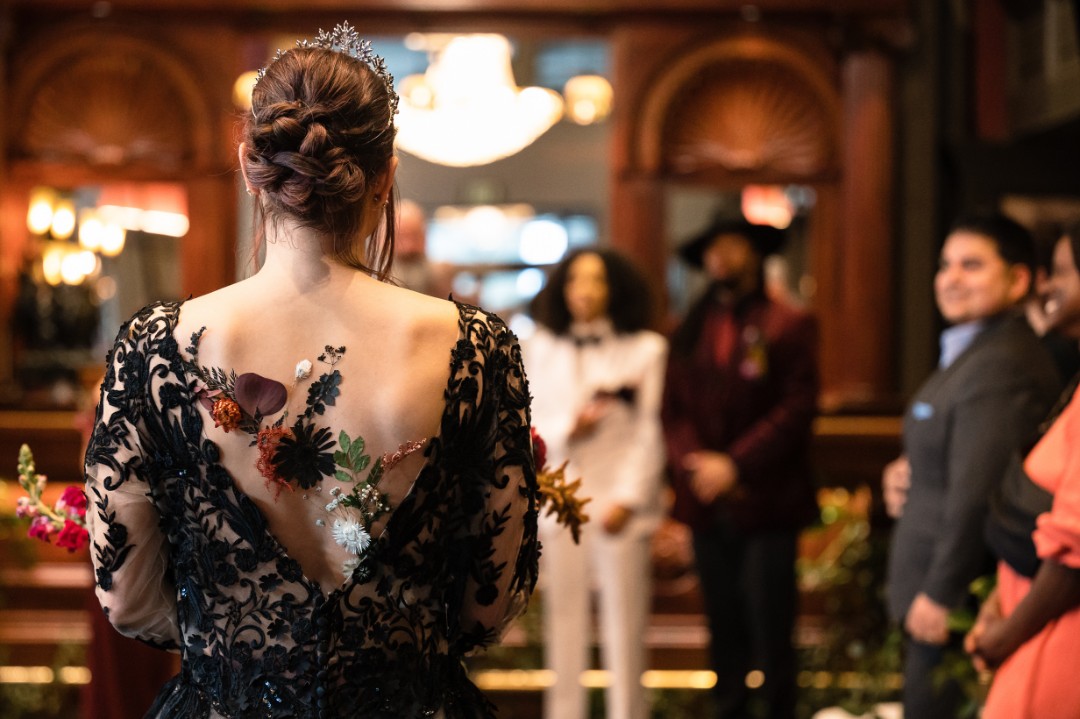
[164,299,467,597]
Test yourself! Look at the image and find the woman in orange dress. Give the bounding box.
[967,225,1080,718]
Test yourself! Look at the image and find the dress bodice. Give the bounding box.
[85,300,539,719]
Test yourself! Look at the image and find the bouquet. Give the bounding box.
[531,428,589,544]
[14,444,89,552]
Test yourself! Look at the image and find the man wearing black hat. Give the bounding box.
[662,216,818,719]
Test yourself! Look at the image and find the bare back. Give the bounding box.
[175,274,461,592]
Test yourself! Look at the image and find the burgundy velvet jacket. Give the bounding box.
[662,288,819,534]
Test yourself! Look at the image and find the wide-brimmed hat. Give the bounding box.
[678,215,787,268]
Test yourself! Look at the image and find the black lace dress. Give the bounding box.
[85,301,540,719]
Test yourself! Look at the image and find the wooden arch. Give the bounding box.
[635,34,841,181]
[611,28,895,407]
[7,26,216,172]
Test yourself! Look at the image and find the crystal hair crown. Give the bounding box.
[254,22,399,126]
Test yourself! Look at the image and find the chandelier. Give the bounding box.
[395,35,564,167]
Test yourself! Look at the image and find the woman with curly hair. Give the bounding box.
[525,248,667,719]
[967,223,1080,718]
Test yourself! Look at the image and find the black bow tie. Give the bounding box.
[595,386,637,405]
[573,335,603,348]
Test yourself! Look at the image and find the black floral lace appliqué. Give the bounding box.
[84,300,539,718]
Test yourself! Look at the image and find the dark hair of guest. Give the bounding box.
[242,46,397,279]
[531,248,652,335]
[949,211,1037,273]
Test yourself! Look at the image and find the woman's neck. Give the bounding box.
[256,217,362,293]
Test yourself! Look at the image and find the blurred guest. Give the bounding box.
[1024,233,1080,380]
[663,215,818,719]
[967,224,1080,718]
[392,199,451,297]
[526,248,667,719]
[884,212,1061,719]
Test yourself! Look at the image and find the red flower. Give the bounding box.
[56,519,90,553]
[256,426,294,498]
[27,515,55,543]
[57,485,88,517]
[530,427,547,471]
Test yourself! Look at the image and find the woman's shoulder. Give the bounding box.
[449,298,517,348]
[622,328,668,352]
[113,300,183,349]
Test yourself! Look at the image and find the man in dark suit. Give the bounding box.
[663,216,818,719]
[883,212,1062,719]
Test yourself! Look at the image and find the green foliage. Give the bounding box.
[795,491,902,717]
[333,429,388,522]
[334,430,371,477]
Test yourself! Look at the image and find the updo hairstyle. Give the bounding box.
[243,46,397,278]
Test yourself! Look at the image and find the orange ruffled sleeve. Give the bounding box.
[1029,386,1080,569]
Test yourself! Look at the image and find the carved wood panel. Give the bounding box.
[7,28,214,172]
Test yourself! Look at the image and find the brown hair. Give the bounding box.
[242,46,397,278]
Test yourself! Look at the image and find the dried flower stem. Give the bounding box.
[536,460,590,544]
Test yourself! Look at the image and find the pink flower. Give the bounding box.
[28,515,56,543]
[56,520,89,553]
[192,381,222,411]
[15,497,37,519]
[55,486,88,518]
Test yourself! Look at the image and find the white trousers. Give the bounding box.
[540,521,652,719]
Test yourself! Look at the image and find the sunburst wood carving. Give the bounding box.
[17,49,196,169]
[663,58,835,178]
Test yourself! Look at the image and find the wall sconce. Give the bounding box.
[563,74,613,125]
[27,188,57,236]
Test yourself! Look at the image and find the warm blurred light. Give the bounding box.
[741,185,793,229]
[563,74,613,125]
[50,200,76,240]
[42,246,65,286]
[27,188,56,235]
[77,250,99,278]
[60,250,87,285]
[400,74,434,110]
[233,70,259,110]
[97,183,189,237]
[141,210,190,237]
[78,212,104,252]
[99,224,126,257]
[396,34,564,167]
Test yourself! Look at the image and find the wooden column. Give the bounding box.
[607,24,685,318]
[824,49,896,409]
[973,0,1009,141]
[184,176,238,298]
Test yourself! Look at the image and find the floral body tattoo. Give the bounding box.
[183,336,425,575]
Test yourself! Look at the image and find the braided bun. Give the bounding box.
[243,47,396,277]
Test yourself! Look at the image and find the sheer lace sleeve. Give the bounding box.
[84,306,180,650]
[450,305,540,654]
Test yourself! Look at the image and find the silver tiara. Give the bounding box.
[254,22,399,125]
